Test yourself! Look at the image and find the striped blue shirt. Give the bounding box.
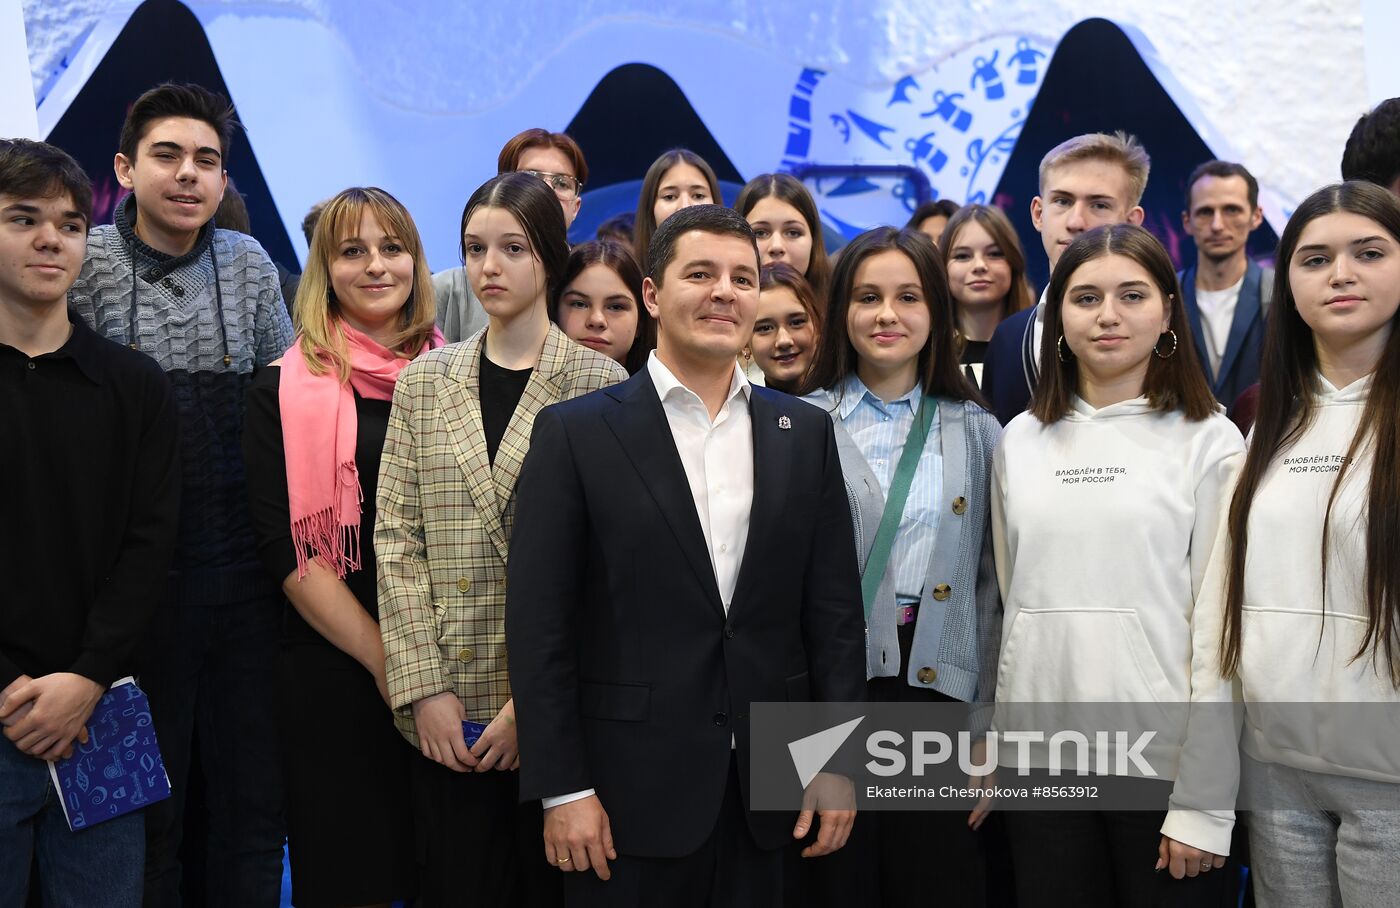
[834,375,943,605]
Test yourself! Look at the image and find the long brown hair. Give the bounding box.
[294,187,437,382]
[458,172,571,304]
[1221,181,1400,685]
[1030,224,1216,423]
[550,239,655,375]
[633,149,721,273]
[939,203,1035,324]
[797,227,981,405]
[734,173,832,297]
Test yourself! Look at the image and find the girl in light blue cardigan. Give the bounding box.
[796,226,1001,908]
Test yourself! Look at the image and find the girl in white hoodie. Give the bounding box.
[992,224,1245,906]
[1184,181,1400,907]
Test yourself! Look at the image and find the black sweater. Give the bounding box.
[0,314,181,689]
[242,365,390,646]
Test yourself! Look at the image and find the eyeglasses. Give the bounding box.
[520,170,582,201]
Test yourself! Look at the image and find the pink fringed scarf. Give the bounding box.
[279,321,442,579]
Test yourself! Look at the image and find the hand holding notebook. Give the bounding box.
[46,677,171,831]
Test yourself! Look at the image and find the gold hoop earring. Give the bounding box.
[1153,329,1178,359]
[1057,335,1074,363]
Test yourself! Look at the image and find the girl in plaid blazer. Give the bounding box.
[375,172,626,906]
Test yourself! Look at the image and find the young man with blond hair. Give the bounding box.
[980,131,1150,424]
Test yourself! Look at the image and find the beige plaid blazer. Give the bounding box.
[376,324,628,746]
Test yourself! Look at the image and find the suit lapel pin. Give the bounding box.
[777,415,791,430]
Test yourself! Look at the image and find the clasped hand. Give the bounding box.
[411,693,519,773]
[0,673,103,761]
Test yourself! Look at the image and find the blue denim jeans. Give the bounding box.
[140,587,285,908]
[0,732,144,906]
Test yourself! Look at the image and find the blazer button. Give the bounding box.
[917,666,937,684]
[724,626,735,639]
[951,496,968,515]
[932,583,951,601]
[457,577,471,593]
[458,647,475,663]
[713,712,728,725]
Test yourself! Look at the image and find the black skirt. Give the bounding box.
[279,639,418,907]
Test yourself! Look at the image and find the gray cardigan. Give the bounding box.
[811,392,1002,704]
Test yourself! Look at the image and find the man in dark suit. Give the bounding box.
[981,132,1150,424]
[1177,160,1272,416]
[506,204,866,907]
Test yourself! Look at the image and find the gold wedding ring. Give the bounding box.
[557,856,571,864]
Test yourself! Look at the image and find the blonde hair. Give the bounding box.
[294,187,437,382]
[1038,131,1150,208]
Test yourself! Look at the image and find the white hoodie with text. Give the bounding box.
[992,397,1244,852]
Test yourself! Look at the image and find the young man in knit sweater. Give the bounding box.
[69,83,294,907]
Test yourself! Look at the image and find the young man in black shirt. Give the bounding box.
[0,139,179,905]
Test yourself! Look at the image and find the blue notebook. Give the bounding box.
[47,677,171,831]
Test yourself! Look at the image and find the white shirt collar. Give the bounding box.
[647,350,751,412]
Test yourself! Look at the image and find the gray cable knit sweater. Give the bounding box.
[70,196,294,601]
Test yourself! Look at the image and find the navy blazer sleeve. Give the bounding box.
[507,406,593,800]
[981,307,1035,425]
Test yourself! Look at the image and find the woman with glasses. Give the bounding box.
[434,129,589,342]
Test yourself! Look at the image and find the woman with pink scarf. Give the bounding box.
[243,186,441,908]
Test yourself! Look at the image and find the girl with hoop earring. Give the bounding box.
[991,224,1245,906]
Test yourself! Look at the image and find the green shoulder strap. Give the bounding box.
[860,394,935,622]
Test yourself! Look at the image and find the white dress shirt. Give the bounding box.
[542,351,754,809]
[649,351,754,611]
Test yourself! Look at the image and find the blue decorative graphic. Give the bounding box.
[48,679,171,831]
[971,51,1005,101]
[819,209,870,240]
[921,91,973,132]
[779,35,1048,239]
[892,180,935,205]
[1009,38,1047,85]
[964,127,1020,202]
[846,110,897,149]
[825,176,881,197]
[782,68,826,161]
[829,113,851,143]
[905,131,949,173]
[888,76,921,106]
